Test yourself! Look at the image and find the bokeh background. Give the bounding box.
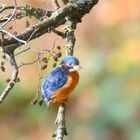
[0,0,140,140]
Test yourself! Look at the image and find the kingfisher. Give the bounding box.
[41,56,83,107]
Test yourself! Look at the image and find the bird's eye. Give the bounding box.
[69,63,74,67]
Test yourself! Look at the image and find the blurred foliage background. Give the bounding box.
[0,0,140,140]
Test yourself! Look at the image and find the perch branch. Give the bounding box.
[54,14,78,140]
[53,104,68,139]
[64,16,76,55]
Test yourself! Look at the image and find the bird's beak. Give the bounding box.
[73,65,87,72]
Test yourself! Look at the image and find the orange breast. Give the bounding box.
[49,71,79,105]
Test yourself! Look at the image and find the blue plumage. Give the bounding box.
[41,66,68,105]
[61,56,79,65]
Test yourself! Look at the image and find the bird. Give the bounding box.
[41,56,83,108]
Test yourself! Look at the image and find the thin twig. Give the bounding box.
[15,27,38,56]
[36,53,43,98]
[0,4,48,23]
[0,4,15,13]
[0,0,17,28]
[35,39,59,99]
[51,28,66,39]
[15,48,30,56]
[0,29,39,53]
[18,57,39,68]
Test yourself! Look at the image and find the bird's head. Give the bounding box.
[60,56,85,72]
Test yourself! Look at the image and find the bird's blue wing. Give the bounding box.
[41,67,68,105]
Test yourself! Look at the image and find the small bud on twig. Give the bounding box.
[42,64,47,70]
[31,98,38,105]
[55,52,62,58]
[1,54,6,59]
[53,63,57,68]
[56,46,61,50]
[25,20,30,28]
[13,31,17,35]
[38,99,43,106]
[8,26,13,30]
[15,78,20,82]
[42,57,48,63]
[0,66,5,72]
[1,62,4,65]
[53,56,58,62]
[6,78,11,83]
[9,82,15,87]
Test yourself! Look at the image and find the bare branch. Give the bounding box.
[64,16,76,56]
[1,0,99,52]
[0,0,17,28]
[0,4,48,23]
[54,15,77,140]
[53,104,67,140]
[0,52,18,103]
